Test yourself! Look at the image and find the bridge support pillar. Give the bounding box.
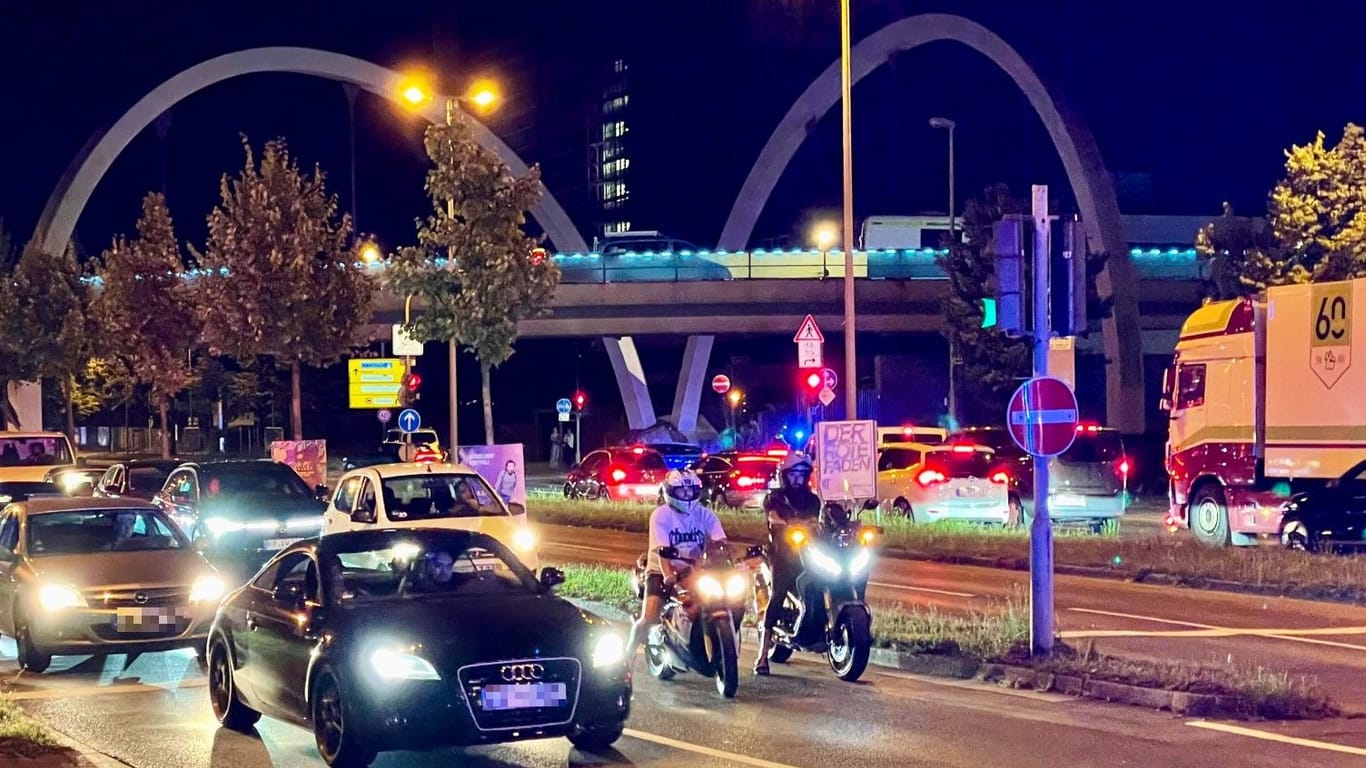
[669,335,714,435]
[603,336,655,430]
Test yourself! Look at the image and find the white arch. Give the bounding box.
[33,46,588,256]
[719,14,1145,433]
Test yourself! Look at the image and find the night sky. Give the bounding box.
[6,1,1366,256]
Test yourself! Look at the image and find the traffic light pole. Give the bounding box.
[1030,185,1055,656]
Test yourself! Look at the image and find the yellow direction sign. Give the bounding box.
[348,358,403,409]
[1310,282,1353,389]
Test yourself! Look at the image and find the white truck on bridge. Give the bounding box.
[1164,277,1366,546]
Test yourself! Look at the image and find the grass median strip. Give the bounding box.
[556,564,1338,720]
[531,498,1366,602]
[0,692,65,759]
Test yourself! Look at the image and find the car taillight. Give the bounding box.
[735,474,762,488]
[609,467,628,483]
[990,471,1010,484]
[917,469,946,486]
[1117,458,1131,477]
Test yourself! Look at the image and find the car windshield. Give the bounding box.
[128,467,172,494]
[203,464,312,497]
[620,451,667,471]
[0,437,73,467]
[1060,431,1123,463]
[878,448,920,471]
[323,533,537,604]
[27,509,185,555]
[380,473,507,519]
[925,448,996,478]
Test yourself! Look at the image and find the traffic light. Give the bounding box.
[573,390,587,411]
[399,370,422,407]
[990,215,1028,337]
[799,368,823,400]
[1052,219,1088,336]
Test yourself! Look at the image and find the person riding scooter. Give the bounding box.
[755,452,821,675]
[626,468,728,662]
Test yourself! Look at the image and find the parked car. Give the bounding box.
[0,432,82,483]
[322,462,539,568]
[0,497,224,672]
[94,459,182,501]
[693,449,788,509]
[564,447,667,503]
[43,466,107,497]
[1279,458,1366,552]
[876,443,1017,524]
[0,481,68,505]
[206,529,631,767]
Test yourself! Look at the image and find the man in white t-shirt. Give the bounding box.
[626,468,728,660]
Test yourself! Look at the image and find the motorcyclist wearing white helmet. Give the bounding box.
[754,452,821,675]
[625,468,728,660]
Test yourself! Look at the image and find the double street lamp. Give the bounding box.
[929,116,958,427]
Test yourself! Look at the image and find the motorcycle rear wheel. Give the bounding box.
[828,610,872,682]
[768,641,794,664]
[708,624,740,698]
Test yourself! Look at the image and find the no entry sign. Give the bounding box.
[712,374,731,394]
[1006,376,1079,457]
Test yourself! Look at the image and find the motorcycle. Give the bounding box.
[761,501,880,682]
[631,543,762,698]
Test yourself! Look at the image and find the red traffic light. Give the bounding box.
[404,372,423,392]
[799,369,823,394]
[573,391,587,410]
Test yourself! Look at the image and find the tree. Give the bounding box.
[387,111,559,444]
[4,242,92,436]
[936,185,1032,426]
[93,193,199,458]
[194,138,375,440]
[1201,123,1366,290]
[70,357,137,419]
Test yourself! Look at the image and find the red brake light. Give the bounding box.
[609,467,627,483]
[735,475,760,488]
[1077,422,1101,433]
[902,427,914,437]
[766,449,789,457]
[1118,458,1131,476]
[916,469,946,486]
[990,471,1010,484]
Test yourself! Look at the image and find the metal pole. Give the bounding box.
[839,0,857,420]
[947,125,956,238]
[947,336,957,426]
[575,412,582,464]
[343,83,359,229]
[444,98,460,452]
[1030,184,1054,656]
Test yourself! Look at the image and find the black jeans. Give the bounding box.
[764,554,801,630]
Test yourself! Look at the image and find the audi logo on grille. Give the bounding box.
[133,592,149,605]
[500,663,544,682]
[276,522,288,536]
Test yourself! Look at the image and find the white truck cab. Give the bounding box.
[320,462,539,569]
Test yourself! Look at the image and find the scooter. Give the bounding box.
[631,543,762,698]
[761,501,880,681]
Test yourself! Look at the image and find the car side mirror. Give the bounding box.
[315,485,329,500]
[539,567,566,589]
[1159,396,1174,412]
[656,546,680,560]
[508,502,526,517]
[861,499,879,511]
[273,582,305,609]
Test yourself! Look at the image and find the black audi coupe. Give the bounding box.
[205,529,632,767]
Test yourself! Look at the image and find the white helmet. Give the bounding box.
[663,469,703,513]
[779,453,813,489]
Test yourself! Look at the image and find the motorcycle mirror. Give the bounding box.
[744,544,765,560]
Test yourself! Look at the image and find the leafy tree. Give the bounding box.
[5,242,92,436]
[194,137,375,440]
[93,193,199,458]
[70,357,137,419]
[1200,123,1366,290]
[0,220,22,429]
[387,111,559,444]
[936,184,1031,426]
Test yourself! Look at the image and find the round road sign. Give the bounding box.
[1006,377,1079,457]
[377,409,392,424]
[555,398,573,415]
[711,374,731,394]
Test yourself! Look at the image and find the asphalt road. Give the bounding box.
[539,524,1366,715]
[5,637,1366,767]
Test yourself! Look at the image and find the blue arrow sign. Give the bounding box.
[556,398,573,415]
[397,408,422,434]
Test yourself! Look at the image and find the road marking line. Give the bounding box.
[545,542,613,553]
[869,581,974,598]
[1186,721,1366,757]
[1067,608,1366,651]
[623,728,802,768]
[6,679,207,701]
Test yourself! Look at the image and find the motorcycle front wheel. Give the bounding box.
[827,609,872,682]
[645,625,676,680]
[708,622,740,698]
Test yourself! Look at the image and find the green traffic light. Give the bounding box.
[980,298,998,328]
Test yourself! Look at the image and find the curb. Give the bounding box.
[1,728,128,768]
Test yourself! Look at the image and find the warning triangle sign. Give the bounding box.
[793,314,825,342]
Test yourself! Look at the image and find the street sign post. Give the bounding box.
[347,358,403,409]
[397,408,422,434]
[556,397,573,424]
[1029,185,1055,656]
[821,368,838,391]
[794,315,825,368]
[1007,376,1079,457]
[814,419,877,501]
[711,374,731,394]
[377,409,392,424]
[818,387,836,407]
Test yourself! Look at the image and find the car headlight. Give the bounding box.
[807,546,842,577]
[370,648,440,680]
[696,574,724,599]
[591,632,625,668]
[513,527,537,552]
[724,573,748,599]
[849,548,872,576]
[288,516,322,531]
[40,584,85,611]
[189,575,226,603]
[203,516,244,537]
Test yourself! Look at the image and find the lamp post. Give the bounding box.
[839,0,858,420]
[930,116,958,426]
[812,222,837,278]
[398,77,500,451]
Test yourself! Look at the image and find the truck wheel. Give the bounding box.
[1189,483,1232,547]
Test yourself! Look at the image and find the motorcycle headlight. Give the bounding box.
[203,516,244,537]
[513,527,537,552]
[807,546,842,577]
[40,584,85,611]
[724,573,748,599]
[370,648,440,680]
[591,632,625,668]
[849,548,872,576]
[696,574,725,599]
[189,575,226,604]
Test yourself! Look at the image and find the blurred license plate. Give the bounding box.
[113,607,180,633]
[264,538,301,550]
[480,682,568,711]
[1053,494,1086,508]
[955,485,982,497]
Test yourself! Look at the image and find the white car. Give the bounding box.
[877,443,1019,524]
[320,462,539,569]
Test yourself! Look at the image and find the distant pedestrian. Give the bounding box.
[550,425,563,468]
[563,428,576,465]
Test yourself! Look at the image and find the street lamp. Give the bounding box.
[359,240,382,265]
[396,74,502,450]
[930,116,958,428]
[811,222,837,278]
[839,0,858,420]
